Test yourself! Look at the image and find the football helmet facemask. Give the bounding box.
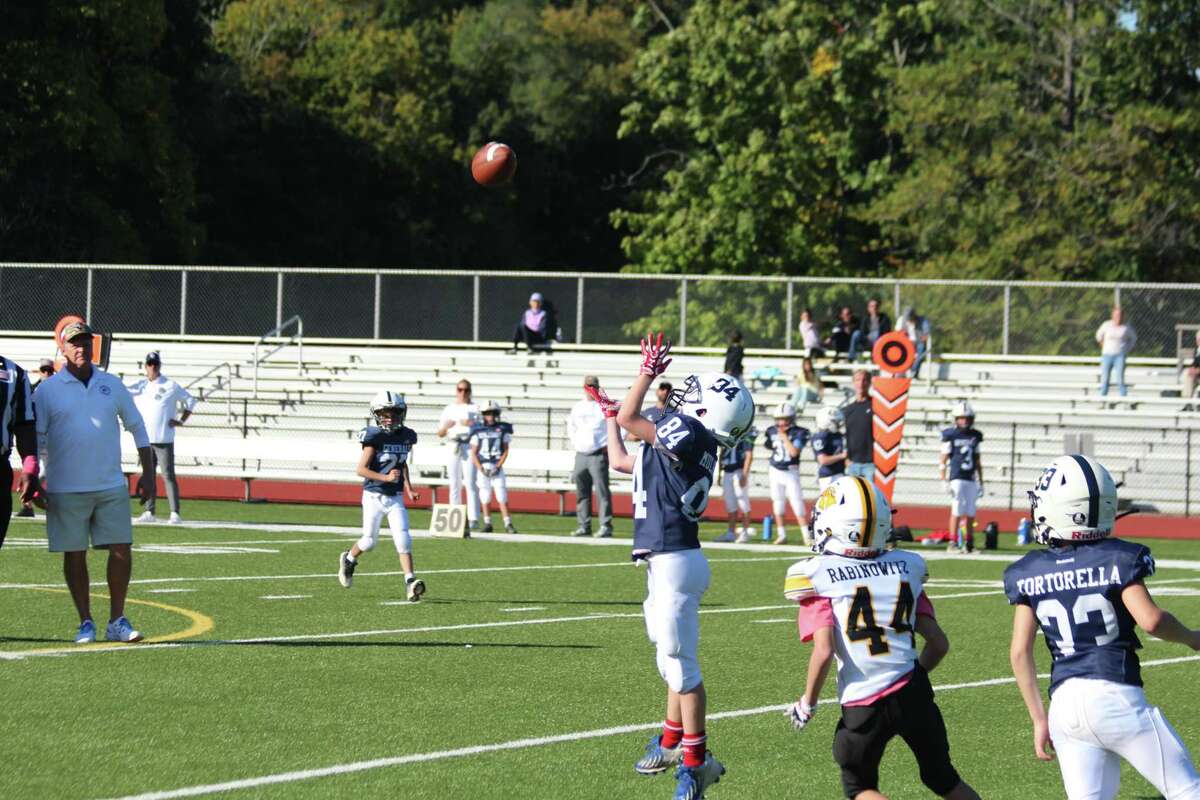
[481,399,502,418]
[369,390,407,432]
[951,401,975,427]
[666,372,755,447]
[814,406,844,433]
[1028,454,1117,545]
[810,475,892,558]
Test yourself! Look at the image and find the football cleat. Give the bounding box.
[105,616,143,643]
[634,735,683,776]
[595,527,613,539]
[734,530,751,544]
[673,753,725,800]
[713,530,737,543]
[168,512,183,525]
[135,510,155,523]
[482,521,494,533]
[505,522,518,534]
[571,528,591,537]
[406,578,426,602]
[774,532,788,545]
[338,551,356,588]
[75,619,97,645]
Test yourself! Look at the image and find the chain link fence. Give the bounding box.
[3,264,1197,359]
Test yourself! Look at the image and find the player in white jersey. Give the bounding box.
[783,475,980,800]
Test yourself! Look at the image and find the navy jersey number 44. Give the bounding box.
[631,412,718,557]
[1003,538,1155,694]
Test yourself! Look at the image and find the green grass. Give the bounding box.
[3,500,1200,799]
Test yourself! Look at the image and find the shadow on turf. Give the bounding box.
[225,640,599,651]
[0,636,66,645]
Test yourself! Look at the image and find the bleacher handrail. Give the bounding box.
[253,315,303,398]
[185,362,236,422]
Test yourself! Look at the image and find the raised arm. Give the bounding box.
[616,332,672,444]
[585,385,634,473]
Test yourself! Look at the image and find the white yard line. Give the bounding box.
[259,595,312,601]
[99,654,1200,800]
[501,607,546,612]
[145,589,196,595]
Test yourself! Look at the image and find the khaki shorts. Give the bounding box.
[46,486,134,552]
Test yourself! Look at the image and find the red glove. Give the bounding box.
[584,385,621,418]
[639,331,673,377]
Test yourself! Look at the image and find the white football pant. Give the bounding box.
[769,466,806,522]
[447,447,480,522]
[950,478,980,517]
[475,467,508,504]
[721,470,750,515]
[1049,677,1200,800]
[643,549,709,693]
[357,491,412,555]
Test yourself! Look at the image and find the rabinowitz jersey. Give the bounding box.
[811,431,846,478]
[785,549,930,704]
[940,427,983,481]
[1003,538,1154,695]
[359,425,417,496]
[763,425,809,470]
[631,412,718,559]
[469,421,512,465]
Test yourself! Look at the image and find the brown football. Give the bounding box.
[471,142,517,186]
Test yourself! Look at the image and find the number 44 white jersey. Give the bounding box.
[785,549,930,704]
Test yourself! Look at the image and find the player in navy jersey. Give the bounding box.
[337,391,425,602]
[587,332,754,800]
[714,430,753,543]
[762,403,811,545]
[938,402,984,553]
[1007,455,1200,800]
[469,400,517,534]
[811,406,847,490]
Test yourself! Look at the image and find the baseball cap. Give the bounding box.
[38,358,54,371]
[583,375,599,388]
[530,292,544,302]
[145,351,161,365]
[60,321,93,343]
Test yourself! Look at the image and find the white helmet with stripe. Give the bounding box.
[772,402,796,421]
[369,390,407,431]
[666,372,755,447]
[1028,454,1117,544]
[814,405,844,433]
[810,475,892,558]
[951,401,975,422]
[480,399,502,416]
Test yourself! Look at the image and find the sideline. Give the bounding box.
[99,654,1200,800]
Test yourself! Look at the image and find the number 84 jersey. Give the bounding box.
[785,550,931,704]
[1003,538,1153,694]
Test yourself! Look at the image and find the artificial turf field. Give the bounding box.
[3,500,1200,800]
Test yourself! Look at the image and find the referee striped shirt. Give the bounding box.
[0,356,34,457]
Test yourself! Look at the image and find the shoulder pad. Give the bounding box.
[501,422,514,434]
[357,427,378,445]
[783,558,820,601]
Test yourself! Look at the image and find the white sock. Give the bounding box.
[405,572,415,583]
[346,553,357,564]
[776,523,787,537]
[503,516,512,525]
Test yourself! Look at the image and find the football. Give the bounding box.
[471,142,517,186]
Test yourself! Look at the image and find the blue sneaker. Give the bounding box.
[635,735,683,775]
[75,619,96,644]
[673,753,725,800]
[105,616,143,643]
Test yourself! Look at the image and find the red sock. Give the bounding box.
[681,731,706,768]
[660,719,683,749]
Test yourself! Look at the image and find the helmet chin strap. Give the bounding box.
[1114,507,1139,521]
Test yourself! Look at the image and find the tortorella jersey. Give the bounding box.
[785,549,930,704]
[1003,538,1154,694]
[940,427,982,481]
[811,431,846,478]
[763,425,810,470]
[631,412,718,558]
[469,421,512,465]
[359,425,417,496]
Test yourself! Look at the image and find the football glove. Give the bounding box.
[639,331,673,377]
[584,385,621,418]
[785,698,816,731]
[485,465,498,477]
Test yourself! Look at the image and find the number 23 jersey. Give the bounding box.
[785,549,930,704]
[631,412,718,558]
[1003,538,1154,694]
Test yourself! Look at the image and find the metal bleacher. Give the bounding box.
[4,334,1198,516]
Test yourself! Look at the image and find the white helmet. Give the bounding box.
[667,372,755,447]
[480,399,502,416]
[369,390,407,431]
[1028,455,1117,544]
[814,406,844,432]
[951,401,975,422]
[810,475,892,558]
[772,402,796,421]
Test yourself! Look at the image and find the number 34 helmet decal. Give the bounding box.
[667,372,755,447]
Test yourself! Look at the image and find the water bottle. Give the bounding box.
[1017,518,1031,546]
[763,515,772,542]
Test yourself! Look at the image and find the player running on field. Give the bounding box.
[811,406,847,491]
[338,391,425,602]
[713,429,753,543]
[762,402,811,546]
[588,332,754,800]
[939,402,983,553]
[470,400,517,534]
[784,475,981,800]
[1007,455,1200,800]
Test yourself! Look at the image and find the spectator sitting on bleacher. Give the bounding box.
[1096,306,1136,398]
[1183,330,1200,410]
[509,292,553,354]
[848,297,892,361]
[897,307,931,378]
[823,306,858,359]
[789,357,824,413]
[798,309,825,356]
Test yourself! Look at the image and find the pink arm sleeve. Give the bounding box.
[796,596,835,642]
